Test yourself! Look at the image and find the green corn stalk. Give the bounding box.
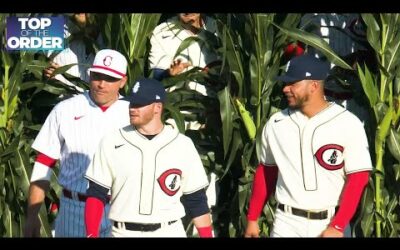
[359,13,400,237]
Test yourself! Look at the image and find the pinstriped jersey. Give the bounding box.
[85,125,209,223]
[260,103,372,210]
[32,91,130,193]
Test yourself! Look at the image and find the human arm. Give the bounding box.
[181,189,213,237]
[24,152,57,237]
[85,181,109,238]
[320,171,370,237]
[24,180,50,237]
[244,164,278,238]
[43,54,84,93]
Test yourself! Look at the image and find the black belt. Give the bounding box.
[62,189,110,203]
[114,220,177,232]
[278,203,334,220]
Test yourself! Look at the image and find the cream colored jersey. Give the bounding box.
[148,16,219,71]
[85,125,209,223]
[260,102,372,210]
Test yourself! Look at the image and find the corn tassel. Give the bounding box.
[235,99,256,140]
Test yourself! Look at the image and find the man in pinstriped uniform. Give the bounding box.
[24,49,130,237]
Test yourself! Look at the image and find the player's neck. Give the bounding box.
[301,99,330,118]
[135,120,164,136]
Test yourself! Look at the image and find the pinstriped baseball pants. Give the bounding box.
[54,196,111,237]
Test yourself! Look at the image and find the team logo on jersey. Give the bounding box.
[103,56,112,66]
[315,144,344,170]
[157,169,182,196]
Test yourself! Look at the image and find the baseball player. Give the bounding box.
[244,55,372,237]
[148,13,221,129]
[84,78,213,237]
[24,49,130,237]
[148,14,220,232]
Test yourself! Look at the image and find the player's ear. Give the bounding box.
[310,80,320,92]
[119,76,128,89]
[154,102,163,114]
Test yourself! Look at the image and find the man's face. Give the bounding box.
[282,80,313,109]
[178,13,201,25]
[73,13,87,28]
[89,72,126,107]
[129,102,162,127]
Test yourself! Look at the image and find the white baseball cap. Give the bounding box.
[88,49,128,79]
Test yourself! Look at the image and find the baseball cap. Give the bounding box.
[277,55,330,83]
[125,78,166,106]
[87,49,127,79]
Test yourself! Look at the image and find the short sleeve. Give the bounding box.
[85,137,113,189]
[343,118,373,173]
[259,121,276,166]
[31,105,63,160]
[180,138,209,194]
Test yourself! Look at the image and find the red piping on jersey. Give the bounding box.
[247,164,278,221]
[329,171,370,232]
[35,152,57,168]
[91,65,126,77]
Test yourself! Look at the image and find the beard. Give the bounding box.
[287,94,309,109]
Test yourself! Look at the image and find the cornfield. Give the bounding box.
[0,13,399,237]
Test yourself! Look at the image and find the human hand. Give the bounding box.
[24,215,41,237]
[168,59,191,76]
[244,220,260,238]
[319,226,344,238]
[43,62,60,79]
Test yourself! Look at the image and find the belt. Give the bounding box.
[114,220,177,232]
[62,189,88,202]
[277,203,334,220]
[62,189,110,203]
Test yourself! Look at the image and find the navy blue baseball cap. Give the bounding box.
[125,78,166,106]
[277,55,330,83]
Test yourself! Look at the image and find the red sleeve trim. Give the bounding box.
[247,164,278,221]
[35,152,57,168]
[329,171,370,232]
[196,226,213,238]
[85,197,104,237]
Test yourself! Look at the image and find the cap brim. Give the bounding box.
[88,68,123,79]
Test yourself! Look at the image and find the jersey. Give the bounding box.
[31,91,130,194]
[259,102,372,210]
[301,14,367,59]
[149,16,220,97]
[149,16,219,72]
[85,125,209,224]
